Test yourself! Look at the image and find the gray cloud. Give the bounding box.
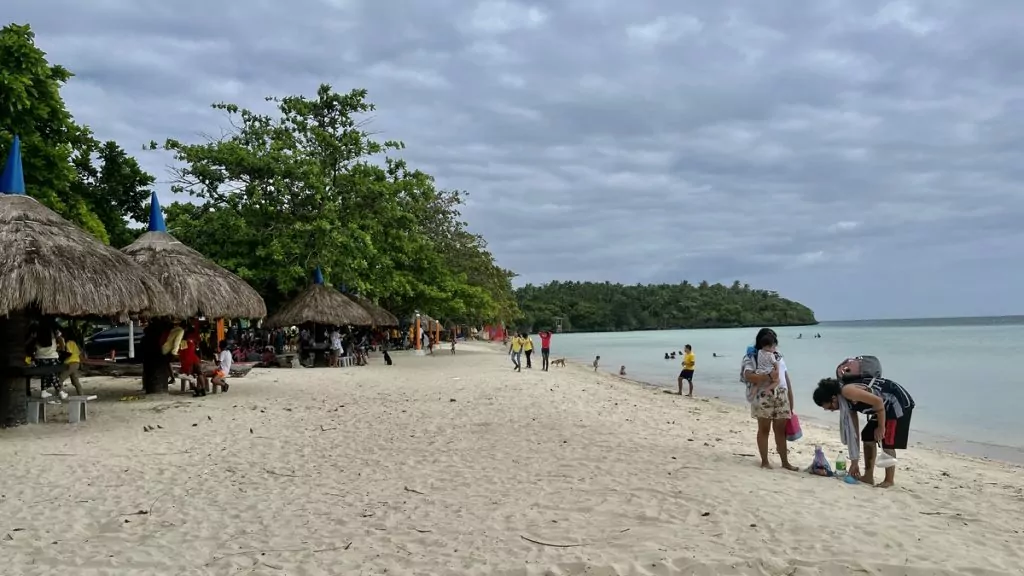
[10,0,1024,319]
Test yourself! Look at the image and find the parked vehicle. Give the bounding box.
[83,323,143,363]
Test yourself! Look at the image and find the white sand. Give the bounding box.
[1,342,1022,575]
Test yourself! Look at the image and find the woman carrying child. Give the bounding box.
[740,328,798,470]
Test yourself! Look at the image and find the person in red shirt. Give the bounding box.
[538,330,553,371]
[178,328,207,395]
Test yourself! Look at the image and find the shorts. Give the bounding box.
[213,369,226,379]
[679,369,694,381]
[862,408,913,450]
[750,386,791,421]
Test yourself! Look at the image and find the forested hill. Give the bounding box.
[515,280,817,332]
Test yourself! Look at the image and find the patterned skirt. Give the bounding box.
[750,386,791,420]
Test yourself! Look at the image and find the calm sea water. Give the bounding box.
[545,317,1024,460]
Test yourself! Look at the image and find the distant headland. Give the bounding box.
[515,280,817,332]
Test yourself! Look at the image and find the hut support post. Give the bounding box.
[142,320,170,395]
[414,314,423,356]
[0,311,30,427]
[128,319,135,359]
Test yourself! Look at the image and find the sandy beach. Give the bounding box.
[1,342,1021,575]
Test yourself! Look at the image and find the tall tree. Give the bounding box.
[1,23,156,246]
[157,85,519,322]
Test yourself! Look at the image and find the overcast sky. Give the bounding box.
[10,0,1024,320]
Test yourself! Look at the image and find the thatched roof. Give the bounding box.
[264,283,374,329]
[408,313,439,329]
[347,293,399,327]
[121,193,266,320]
[0,194,174,319]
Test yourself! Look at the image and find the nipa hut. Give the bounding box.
[1,135,174,426]
[122,193,267,320]
[346,293,399,327]
[122,193,267,392]
[264,268,373,329]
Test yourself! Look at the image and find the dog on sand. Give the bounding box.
[551,358,566,367]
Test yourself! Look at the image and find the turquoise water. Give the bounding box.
[545,317,1024,458]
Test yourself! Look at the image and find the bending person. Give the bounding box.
[812,356,915,488]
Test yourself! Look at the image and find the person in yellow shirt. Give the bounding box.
[508,333,524,372]
[678,344,696,397]
[59,328,84,396]
[523,333,535,369]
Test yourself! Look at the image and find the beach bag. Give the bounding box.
[786,413,803,442]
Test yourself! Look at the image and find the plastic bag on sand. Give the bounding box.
[807,445,833,477]
[785,413,803,442]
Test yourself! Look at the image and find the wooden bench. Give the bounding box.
[67,395,98,424]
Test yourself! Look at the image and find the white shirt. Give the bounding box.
[776,357,789,391]
[218,349,232,375]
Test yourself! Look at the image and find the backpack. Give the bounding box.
[836,355,882,382]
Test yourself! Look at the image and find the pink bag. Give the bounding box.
[786,413,803,442]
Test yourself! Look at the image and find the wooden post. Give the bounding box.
[0,310,30,427]
[414,314,421,350]
[216,318,225,345]
[142,318,171,395]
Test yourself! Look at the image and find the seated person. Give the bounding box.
[209,340,232,394]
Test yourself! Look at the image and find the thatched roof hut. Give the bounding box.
[0,137,173,318]
[264,268,373,328]
[122,193,266,320]
[347,293,399,327]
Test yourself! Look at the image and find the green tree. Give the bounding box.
[1,23,156,246]
[156,85,519,323]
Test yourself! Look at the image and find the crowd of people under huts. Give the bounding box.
[23,316,456,400]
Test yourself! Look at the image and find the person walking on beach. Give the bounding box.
[813,356,915,488]
[539,330,552,371]
[678,344,696,396]
[741,328,799,471]
[58,327,84,396]
[509,333,524,372]
[593,355,600,372]
[523,332,535,369]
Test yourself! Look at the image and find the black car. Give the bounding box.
[84,324,143,363]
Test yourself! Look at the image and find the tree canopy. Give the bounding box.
[0,23,155,247]
[515,280,817,332]
[152,84,517,321]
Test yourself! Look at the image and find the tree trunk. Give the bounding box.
[141,322,170,394]
[0,311,30,428]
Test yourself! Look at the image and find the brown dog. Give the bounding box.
[551,358,566,367]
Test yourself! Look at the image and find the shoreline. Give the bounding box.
[541,346,1024,466]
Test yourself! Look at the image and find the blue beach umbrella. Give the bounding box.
[1,135,26,194]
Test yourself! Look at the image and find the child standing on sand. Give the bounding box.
[593,355,600,372]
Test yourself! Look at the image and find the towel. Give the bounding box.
[838,393,860,462]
